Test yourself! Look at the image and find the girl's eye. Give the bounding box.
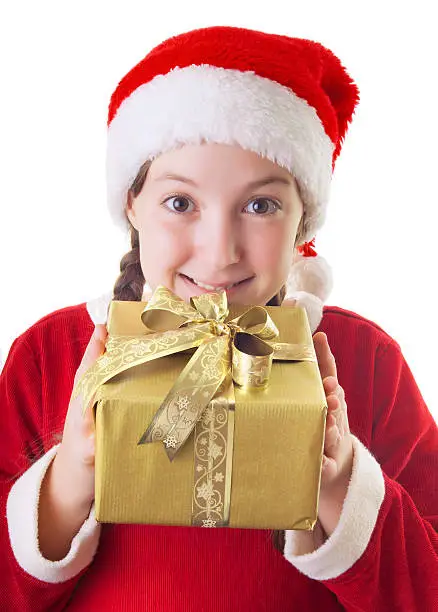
[163,195,194,213]
[162,195,279,215]
[244,198,280,215]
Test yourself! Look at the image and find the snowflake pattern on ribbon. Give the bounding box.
[175,395,190,412]
[196,481,215,501]
[163,435,178,449]
[191,395,232,527]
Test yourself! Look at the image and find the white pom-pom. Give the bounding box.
[283,292,324,333]
[286,252,333,302]
[283,252,333,333]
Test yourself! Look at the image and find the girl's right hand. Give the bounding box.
[39,324,107,560]
[55,324,108,506]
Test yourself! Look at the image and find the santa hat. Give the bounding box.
[106,26,359,327]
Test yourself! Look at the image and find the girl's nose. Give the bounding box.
[200,216,242,269]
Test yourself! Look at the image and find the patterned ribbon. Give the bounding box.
[72,285,317,526]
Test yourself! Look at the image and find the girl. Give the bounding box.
[1,25,437,611]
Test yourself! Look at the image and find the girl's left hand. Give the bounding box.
[313,332,354,536]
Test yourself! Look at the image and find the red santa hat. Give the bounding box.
[106,26,359,320]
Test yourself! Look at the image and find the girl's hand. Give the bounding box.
[54,323,108,506]
[313,331,354,537]
[39,324,107,560]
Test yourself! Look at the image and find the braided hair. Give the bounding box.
[112,161,150,301]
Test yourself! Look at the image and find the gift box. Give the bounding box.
[75,287,327,530]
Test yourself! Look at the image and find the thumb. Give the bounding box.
[76,324,108,381]
[281,298,298,308]
[313,331,337,381]
[93,323,108,345]
[74,325,108,430]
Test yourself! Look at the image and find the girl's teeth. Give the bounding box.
[190,277,236,291]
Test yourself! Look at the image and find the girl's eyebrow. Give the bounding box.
[154,173,293,189]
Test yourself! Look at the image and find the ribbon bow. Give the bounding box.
[137,286,281,459]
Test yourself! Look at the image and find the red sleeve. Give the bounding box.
[324,339,438,611]
[0,335,88,612]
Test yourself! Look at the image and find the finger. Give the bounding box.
[82,432,96,466]
[83,324,107,364]
[326,389,349,437]
[75,325,108,381]
[73,325,108,427]
[323,375,338,396]
[81,402,96,434]
[324,413,342,458]
[326,392,340,413]
[72,388,97,435]
[326,393,342,433]
[281,298,298,308]
[313,332,337,381]
[321,454,338,482]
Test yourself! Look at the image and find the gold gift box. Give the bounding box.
[93,300,327,530]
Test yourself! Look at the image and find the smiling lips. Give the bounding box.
[180,273,250,291]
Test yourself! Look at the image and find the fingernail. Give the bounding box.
[86,434,95,452]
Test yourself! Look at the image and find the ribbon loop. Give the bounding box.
[228,306,279,340]
[232,332,274,388]
[191,291,228,321]
[141,286,204,331]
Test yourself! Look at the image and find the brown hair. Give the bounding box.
[112,159,304,553]
[112,161,150,301]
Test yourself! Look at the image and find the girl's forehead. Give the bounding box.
[147,143,295,181]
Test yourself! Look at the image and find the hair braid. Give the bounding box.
[113,225,145,301]
[112,160,151,302]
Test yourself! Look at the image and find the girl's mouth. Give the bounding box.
[178,273,252,294]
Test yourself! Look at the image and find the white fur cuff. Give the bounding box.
[6,445,101,584]
[284,435,385,580]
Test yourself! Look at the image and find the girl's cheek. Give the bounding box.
[142,223,192,269]
[253,230,289,269]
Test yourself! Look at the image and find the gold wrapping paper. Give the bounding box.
[92,300,327,530]
[74,287,321,527]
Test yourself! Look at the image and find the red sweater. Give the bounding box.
[1,302,437,611]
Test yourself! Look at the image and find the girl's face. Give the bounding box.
[127,143,304,305]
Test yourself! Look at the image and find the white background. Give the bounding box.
[0,1,436,421]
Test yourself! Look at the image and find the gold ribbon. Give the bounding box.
[72,285,317,526]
